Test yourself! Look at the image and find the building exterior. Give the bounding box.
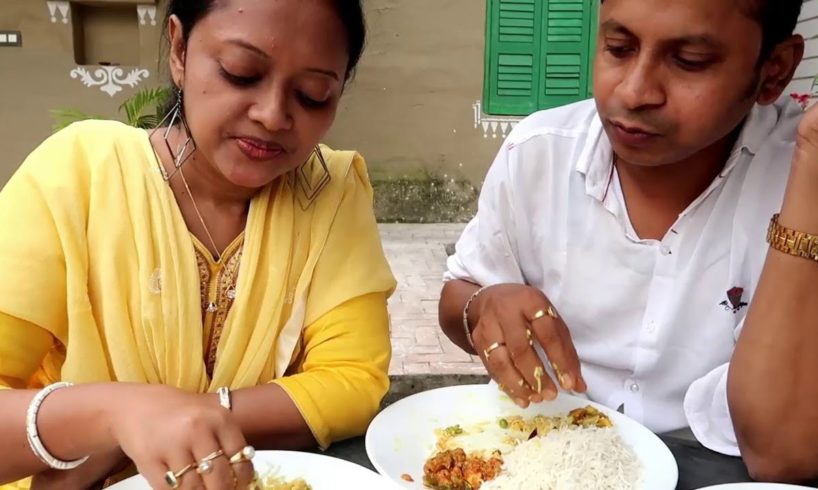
[1,0,817,194]
[791,0,818,103]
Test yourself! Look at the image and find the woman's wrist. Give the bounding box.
[31,383,122,465]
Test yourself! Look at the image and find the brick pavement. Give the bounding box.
[379,224,487,375]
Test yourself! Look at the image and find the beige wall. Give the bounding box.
[326,0,501,184]
[0,0,500,188]
[0,0,163,184]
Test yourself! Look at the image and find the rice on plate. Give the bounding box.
[365,385,678,490]
[422,406,642,490]
[482,427,641,489]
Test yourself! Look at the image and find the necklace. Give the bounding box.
[149,127,242,312]
[177,167,241,312]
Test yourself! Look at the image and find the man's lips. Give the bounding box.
[607,119,662,147]
[610,120,660,136]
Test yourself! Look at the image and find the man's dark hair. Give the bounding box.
[600,0,804,61]
[746,0,804,60]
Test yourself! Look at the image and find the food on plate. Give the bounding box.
[482,427,641,489]
[253,472,312,490]
[433,405,614,458]
[401,474,415,482]
[422,405,640,490]
[422,448,503,490]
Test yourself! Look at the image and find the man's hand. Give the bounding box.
[795,101,818,162]
[469,284,587,407]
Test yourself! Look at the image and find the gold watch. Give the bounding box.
[767,213,818,261]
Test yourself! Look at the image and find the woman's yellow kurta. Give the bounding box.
[0,120,396,488]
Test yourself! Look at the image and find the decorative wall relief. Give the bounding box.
[137,5,157,26]
[472,101,522,140]
[46,1,70,24]
[70,66,150,97]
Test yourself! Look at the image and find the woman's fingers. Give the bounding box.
[191,432,233,490]
[217,423,255,490]
[137,459,178,490]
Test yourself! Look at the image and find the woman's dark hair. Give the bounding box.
[157,0,366,121]
[161,0,367,81]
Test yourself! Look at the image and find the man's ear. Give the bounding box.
[756,35,805,105]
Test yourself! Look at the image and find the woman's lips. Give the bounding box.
[235,137,285,161]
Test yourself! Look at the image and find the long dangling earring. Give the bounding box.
[151,87,197,181]
[293,145,331,209]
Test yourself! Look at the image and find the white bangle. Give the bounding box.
[25,382,90,470]
[462,286,488,350]
[217,386,232,411]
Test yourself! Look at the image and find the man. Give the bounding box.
[439,0,818,482]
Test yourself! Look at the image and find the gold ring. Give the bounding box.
[200,449,224,463]
[229,445,256,464]
[196,449,224,474]
[533,366,545,394]
[532,306,559,321]
[483,341,505,360]
[165,462,195,489]
[164,471,179,489]
[197,460,214,475]
[526,329,532,339]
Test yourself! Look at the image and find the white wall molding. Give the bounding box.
[46,1,70,24]
[70,66,150,97]
[473,101,523,139]
[137,5,157,26]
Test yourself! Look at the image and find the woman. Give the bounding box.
[0,0,396,488]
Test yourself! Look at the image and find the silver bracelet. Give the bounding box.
[217,386,232,411]
[462,286,488,350]
[25,382,90,470]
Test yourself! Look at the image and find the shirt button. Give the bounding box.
[629,383,640,393]
[646,321,656,333]
[660,246,671,256]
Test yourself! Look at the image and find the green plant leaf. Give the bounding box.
[119,87,172,128]
[49,109,106,133]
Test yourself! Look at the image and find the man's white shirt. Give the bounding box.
[445,97,803,455]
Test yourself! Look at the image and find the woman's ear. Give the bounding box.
[167,15,186,88]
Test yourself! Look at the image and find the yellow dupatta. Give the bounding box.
[0,119,395,393]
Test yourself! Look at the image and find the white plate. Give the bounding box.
[108,450,399,489]
[698,485,816,489]
[366,384,678,489]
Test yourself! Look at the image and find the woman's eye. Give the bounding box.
[219,67,261,87]
[297,92,329,109]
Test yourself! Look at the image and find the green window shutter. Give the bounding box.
[538,0,596,109]
[483,0,543,116]
[587,0,599,99]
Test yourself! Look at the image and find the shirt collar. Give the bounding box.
[576,100,790,202]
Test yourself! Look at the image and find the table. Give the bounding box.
[319,375,818,490]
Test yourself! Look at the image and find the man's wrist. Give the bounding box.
[463,286,489,348]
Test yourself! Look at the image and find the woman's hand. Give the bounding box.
[106,384,255,490]
[30,447,130,490]
[469,284,586,408]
